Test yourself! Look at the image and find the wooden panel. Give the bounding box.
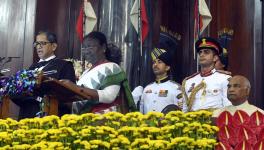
[35,0,83,62]
[23,0,37,68]
[35,0,69,60]
[0,0,37,119]
[254,0,263,108]
[209,0,264,108]
[0,0,26,75]
[153,0,195,83]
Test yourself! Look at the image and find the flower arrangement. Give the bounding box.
[0,69,38,98]
[216,110,264,149]
[0,111,218,149]
[64,59,92,80]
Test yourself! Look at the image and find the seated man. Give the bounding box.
[212,75,264,118]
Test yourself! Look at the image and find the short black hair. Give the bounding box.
[37,30,57,43]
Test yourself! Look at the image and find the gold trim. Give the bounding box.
[182,79,206,111]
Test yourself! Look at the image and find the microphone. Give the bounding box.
[0,68,10,73]
[42,70,58,76]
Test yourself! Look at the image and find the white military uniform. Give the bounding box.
[140,77,182,114]
[182,68,232,112]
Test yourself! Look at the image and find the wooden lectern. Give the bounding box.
[40,78,91,116]
[0,78,91,119]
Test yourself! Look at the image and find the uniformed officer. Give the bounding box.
[215,48,228,70]
[140,48,182,114]
[182,37,232,112]
[215,47,232,75]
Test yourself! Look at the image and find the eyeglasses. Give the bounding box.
[33,41,52,49]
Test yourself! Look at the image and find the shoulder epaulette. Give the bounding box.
[169,80,181,89]
[184,72,200,80]
[216,70,232,76]
[169,80,180,85]
[145,81,155,87]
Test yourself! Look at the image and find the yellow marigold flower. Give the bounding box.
[110,138,119,144]
[61,114,79,120]
[140,123,148,127]
[81,113,96,119]
[0,122,9,131]
[13,144,31,150]
[60,127,78,136]
[103,112,124,120]
[183,127,190,133]
[47,129,61,135]
[0,145,11,149]
[91,145,98,149]
[96,129,104,134]
[157,136,163,140]
[199,110,212,117]
[161,119,168,125]
[195,138,216,148]
[140,144,150,149]
[148,127,160,133]
[30,141,48,149]
[91,115,104,122]
[211,126,219,132]
[89,140,110,149]
[149,140,169,149]
[119,136,130,145]
[0,132,10,140]
[175,122,184,128]
[170,116,180,122]
[109,134,116,138]
[131,138,150,147]
[146,112,164,118]
[161,125,174,131]
[80,140,91,149]
[46,141,64,149]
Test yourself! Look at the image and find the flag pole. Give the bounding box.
[138,0,143,57]
[195,0,200,72]
[81,0,85,73]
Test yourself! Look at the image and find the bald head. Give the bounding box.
[227,75,251,106]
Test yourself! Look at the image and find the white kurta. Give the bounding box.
[140,80,182,114]
[182,69,232,112]
[72,62,121,114]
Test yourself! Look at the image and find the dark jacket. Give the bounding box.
[29,58,76,82]
[17,58,76,119]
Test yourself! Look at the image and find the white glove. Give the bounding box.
[132,86,144,105]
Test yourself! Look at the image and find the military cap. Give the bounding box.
[151,48,172,66]
[195,37,223,55]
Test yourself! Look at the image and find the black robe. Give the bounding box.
[16,58,76,119]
